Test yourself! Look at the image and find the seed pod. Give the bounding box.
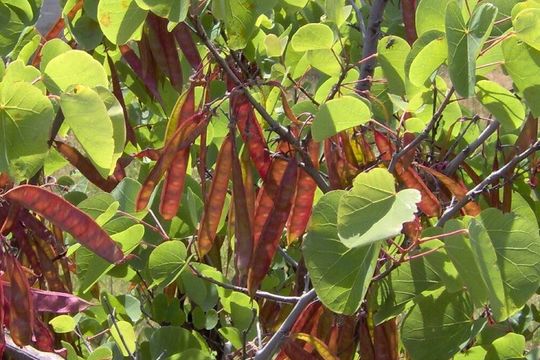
[197,134,233,255]
[231,136,253,280]
[287,140,319,244]
[248,159,298,294]
[3,186,125,264]
[6,254,34,346]
[231,93,271,179]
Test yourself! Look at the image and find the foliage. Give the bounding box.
[0,0,539,359]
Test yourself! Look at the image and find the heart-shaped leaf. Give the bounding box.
[337,168,421,248]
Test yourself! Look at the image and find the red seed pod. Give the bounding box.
[248,159,298,294]
[197,134,233,255]
[54,140,118,192]
[3,186,125,264]
[287,140,319,244]
[5,254,34,347]
[172,23,202,70]
[231,93,271,179]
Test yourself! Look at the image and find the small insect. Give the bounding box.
[386,38,396,49]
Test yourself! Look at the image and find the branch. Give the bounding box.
[4,335,62,360]
[444,120,499,176]
[191,16,330,193]
[348,0,366,38]
[254,289,317,360]
[189,265,301,304]
[356,0,389,93]
[436,140,540,227]
[388,87,455,172]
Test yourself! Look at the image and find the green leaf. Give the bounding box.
[264,34,287,57]
[97,0,147,45]
[454,346,487,360]
[415,0,449,36]
[406,31,447,87]
[39,39,71,72]
[303,190,380,315]
[148,240,187,287]
[3,59,42,89]
[337,168,421,248]
[443,219,489,308]
[43,50,108,95]
[218,327,243,350]
[312,96,371,141]
[150,326,208,359]
[94,86,126,169]
[0,82,54,181]
[109,320,136,357]
[60,85,115,177]
[0,2,29,56]
[212,0,258,50]
[112,177,146,218]
[502,35,540,116]
[374,257,443,324]
[87,347,113,360]
[445,2,498,97]
[468,208,540,321]
[306,48,342,76]
[180,268,219,312]
[377,36,410,95]
[513,8,540,50]
[49,315,76,333]
[290,23,334,52]
[76,224,144,293]
[135,0,189,23]
[485,333,526,360]
[475,80,525,132]
[401,289,476,360]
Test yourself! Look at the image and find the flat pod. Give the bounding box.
[2,185,125,264]
[197,133,234,256]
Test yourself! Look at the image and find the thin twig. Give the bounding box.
[277,247,298,269]
[444,120,499,175]
[348,0,367,37]
[103,297,136,360]
[437,140,540,227]
[189,264,302,304]
[254,289,317,360]
[388,88,455,172]
[356,0,389,93]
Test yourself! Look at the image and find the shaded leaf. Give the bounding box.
[445,2,497,97]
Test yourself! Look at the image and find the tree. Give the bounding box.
[0,0,538,359]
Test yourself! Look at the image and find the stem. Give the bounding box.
[437,140,540,227]
[189,265,302,304]
[254,289,317,360]
[388,88,455,172]
[356,0,389,94]
[444,120,499,176]
[401,0,417,45]
[348,0,366,38]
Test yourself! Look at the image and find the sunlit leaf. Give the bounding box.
[312,96,371,141]
[337,168,421,248]
[303,190,380,315]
